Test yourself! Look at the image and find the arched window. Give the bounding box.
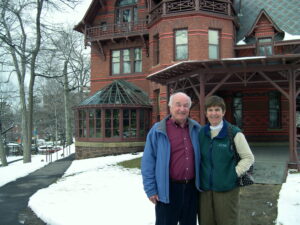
[116,0,138,25]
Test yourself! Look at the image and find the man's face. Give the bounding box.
[206,106,225,126]
[169,94,190,124]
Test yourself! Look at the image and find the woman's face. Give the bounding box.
[206,106,225,126]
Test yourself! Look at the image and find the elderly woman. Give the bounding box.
[198,95,254,225]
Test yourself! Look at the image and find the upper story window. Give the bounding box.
[100,22,107,32]
[116,0,138,25]
[175,29,188,61]
[112,48,142,75]
[153,34,160,65]
[257,37,273,56]
[208,29,219,59]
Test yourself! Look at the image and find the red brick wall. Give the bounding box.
[148,14,235,74]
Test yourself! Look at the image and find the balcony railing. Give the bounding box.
[149,0,234,23]
[85,20,148,42]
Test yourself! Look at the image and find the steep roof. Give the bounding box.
[78,80,151,107]
[74,0,105,32]
[235,0,300,42]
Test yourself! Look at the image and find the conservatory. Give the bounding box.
[74,80,151,159]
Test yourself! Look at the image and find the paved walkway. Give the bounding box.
[0,154,74,225]
[251,144,290,184]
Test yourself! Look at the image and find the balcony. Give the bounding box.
[149,0,234,24]
[85,20,148,43]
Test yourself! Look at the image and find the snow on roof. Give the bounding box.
[237,37,246,45]
[222,56,266,61]
[283,31,300,41]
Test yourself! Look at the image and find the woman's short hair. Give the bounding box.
[168,92,192,108]
[204,95,226,112]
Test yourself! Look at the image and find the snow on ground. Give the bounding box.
[29,152,155,225]
[276,169,300,225]
[0,146,73,187]
[1,145,300,225]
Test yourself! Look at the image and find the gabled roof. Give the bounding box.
[245,9,283,38]
[78,80,151,107]
[74,0,106,32]
[235,0,300,42]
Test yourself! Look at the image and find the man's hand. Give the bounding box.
[149,195,159,204]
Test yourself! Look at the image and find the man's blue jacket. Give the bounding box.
[141,116,201,204]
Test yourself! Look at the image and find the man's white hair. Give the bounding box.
[168,92,192,108]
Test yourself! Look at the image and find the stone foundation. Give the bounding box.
[75,141,145,159]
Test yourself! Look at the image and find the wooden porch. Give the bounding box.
[147,54,300,169]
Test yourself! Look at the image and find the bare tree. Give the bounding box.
[0,77,16,166]
[41,28,90,145]
[0,0,80,163]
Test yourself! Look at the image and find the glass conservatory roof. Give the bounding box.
[79,80,151,106]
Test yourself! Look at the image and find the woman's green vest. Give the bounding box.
[199,121,240,192]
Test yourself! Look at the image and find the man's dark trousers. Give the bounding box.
[155,181,198,225]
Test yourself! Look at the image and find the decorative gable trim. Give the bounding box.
[74,0,105,33]
[245,9,283,38]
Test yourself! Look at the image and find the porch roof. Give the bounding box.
[147,54,300,85]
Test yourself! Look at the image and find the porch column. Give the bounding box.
[199,73,206,125]
[288,69,299,169]
[166,84,170,115]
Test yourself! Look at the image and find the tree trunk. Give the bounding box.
[63,61,73,146]
[0,133,8,167]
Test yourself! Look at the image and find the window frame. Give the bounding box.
[208,29,220,59]
[174,28,188,61]
[111,48,142,75]
[257,37,273,56]
[268,91,281,129]
[115,0,138,25]
[232,93,243,128]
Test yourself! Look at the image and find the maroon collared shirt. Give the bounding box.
[166,118,195,181]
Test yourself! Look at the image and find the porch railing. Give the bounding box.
[149,0,234,23]
[85,20,148,42]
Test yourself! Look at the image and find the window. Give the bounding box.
[269,91,281,128]
[134,48,142,72]
[233,94,243,128]
[139,109,150,137]
[208,29,219,59]
[105,109,112,137]
[175,29,188,60]
[153,34,160,65]
[89,110,95,137]
[100,22,107,32]
[123,49,131,73]
[95,109,101,138]
[113,109,120,137]
[111,48,142,75]
[116,0,138,25]
[123,109,137,138]
[112,51,121,74]
[257,38,273,56]
[78,110,86,137]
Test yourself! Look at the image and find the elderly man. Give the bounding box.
[141,92,201,225]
